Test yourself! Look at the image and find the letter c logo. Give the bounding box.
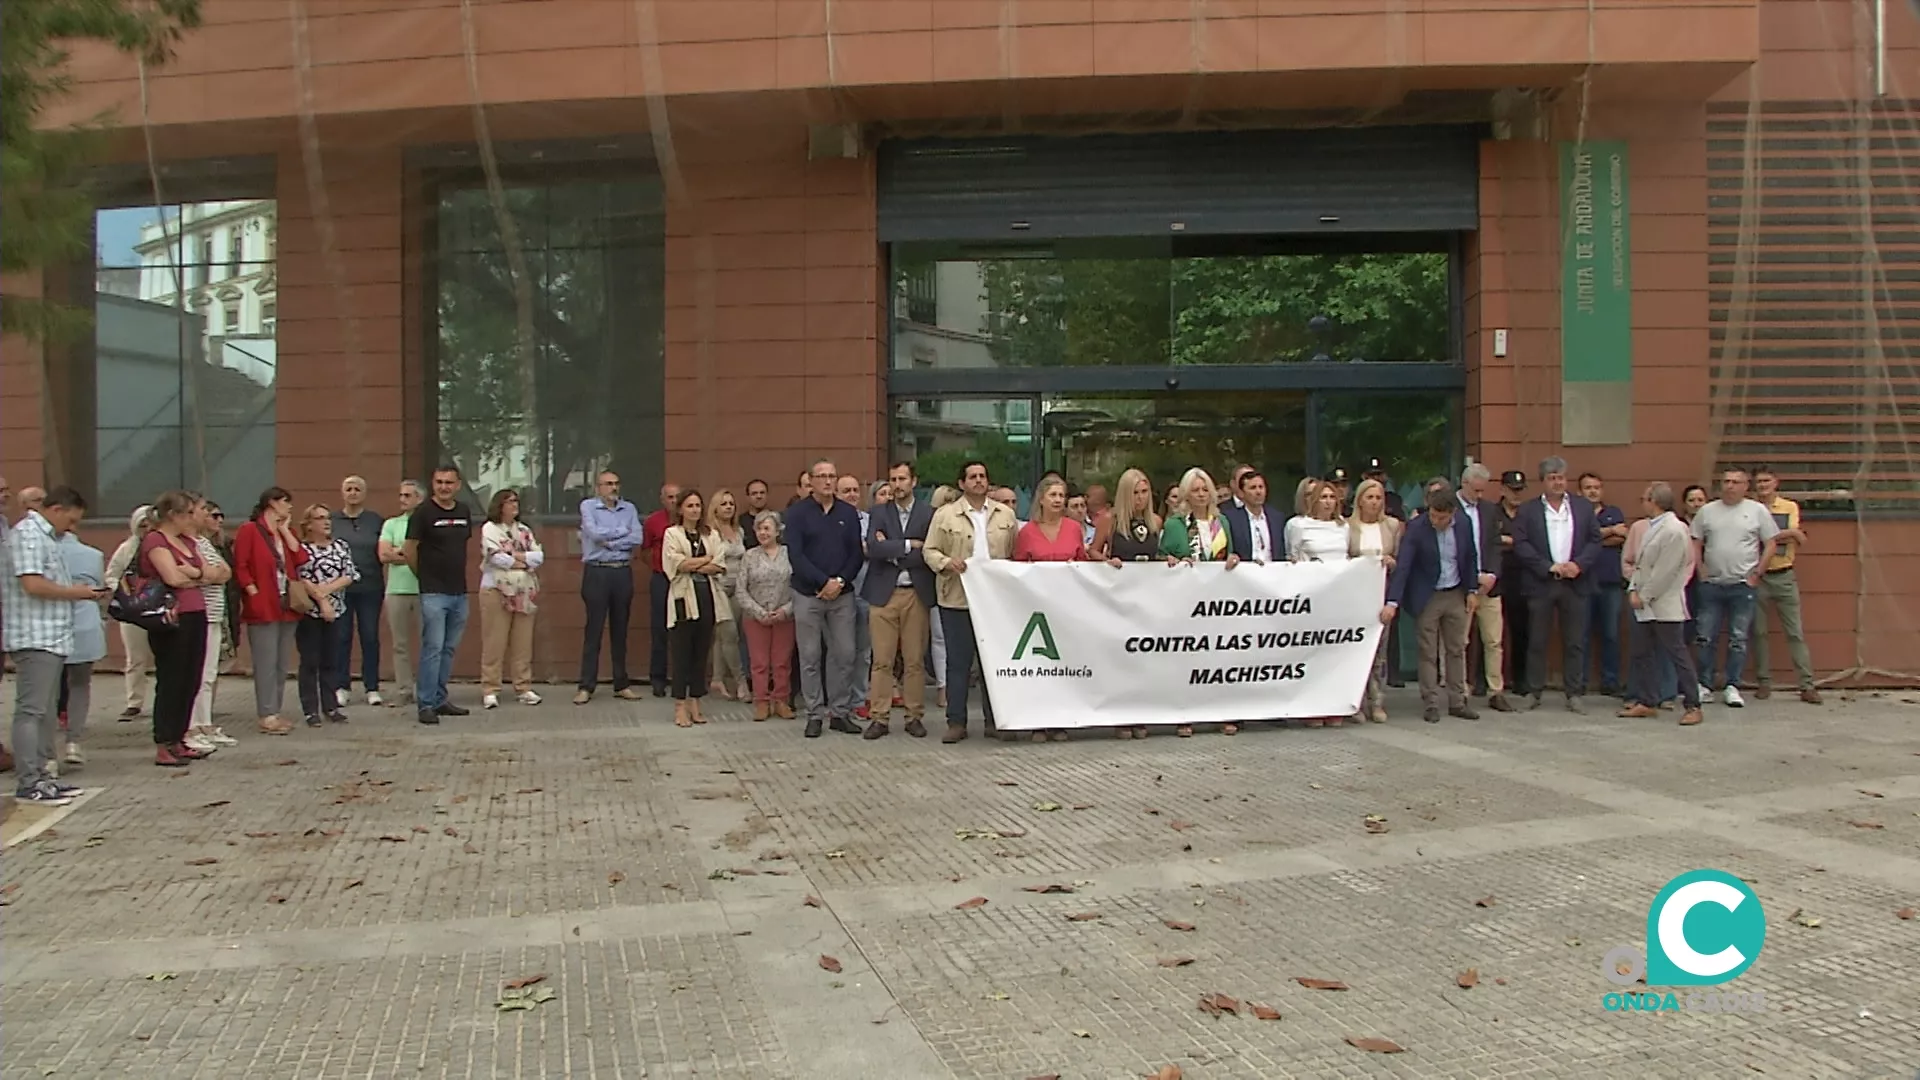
[1644,870,1766,987]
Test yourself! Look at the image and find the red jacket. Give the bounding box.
[233,516,309,624]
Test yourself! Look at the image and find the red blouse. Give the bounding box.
[1014,519,1087,563]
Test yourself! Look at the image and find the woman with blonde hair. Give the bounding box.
[705,488,749,700]
[1093,467,1160,740]
[1013,476,1087,743]
[479,488,544,710]
[1159,466,1240,737]
[294,503,359,726]
[1286,479,1349,562]
[1347,478,1403,724]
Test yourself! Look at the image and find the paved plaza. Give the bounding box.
[2,676,1917,1079]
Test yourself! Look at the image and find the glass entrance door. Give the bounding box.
[1040,390,1309,498]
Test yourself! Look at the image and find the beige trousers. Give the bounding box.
[478,588,535,694]
[868,586,930,720]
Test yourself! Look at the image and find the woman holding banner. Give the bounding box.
[1091,468,1160,741]
[1348,479,1403,724]
[1013,476,1087,743]
[1284,480,1352,728]
[1158,467,1240,738]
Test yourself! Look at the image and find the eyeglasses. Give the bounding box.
[212,513,225,520]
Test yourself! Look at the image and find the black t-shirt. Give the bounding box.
[406,499,474,595]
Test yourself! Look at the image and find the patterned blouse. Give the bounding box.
[734,544,794,622]
[298,539,359,619]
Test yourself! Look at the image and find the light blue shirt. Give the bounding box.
[579,498,643,565]
[58,533,108,664]
[1435,521,1461,592]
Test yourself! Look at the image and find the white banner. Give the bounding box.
[961,559,1386,730]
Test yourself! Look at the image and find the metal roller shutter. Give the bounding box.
[877,126,1482,242]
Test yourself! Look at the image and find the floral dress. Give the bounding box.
[298,539,359,619]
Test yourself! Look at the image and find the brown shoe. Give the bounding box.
[772,701,794,719]
[1799,688,1824,704]
[1679,708,1704,726]
[862,720,890,740]
[1618,703,1658,718]
[257,716,293,735]
[752,701,769,721]
[572,689,591,705]
[904,718,927,738]
[616,687,643,701]
[941,724,967,744]
[1753,684,1772,700]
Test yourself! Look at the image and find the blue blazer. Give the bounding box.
[1511,494,1605,592]
[1387,511,1479,618]
[861,497,937,608]
[1222,502,1289,562]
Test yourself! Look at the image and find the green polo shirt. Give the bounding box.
[380,513,418,595]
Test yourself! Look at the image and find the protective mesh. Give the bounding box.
[58,0,1918,685]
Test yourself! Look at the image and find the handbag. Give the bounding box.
[257,520,315,615]
[108,562,178,632]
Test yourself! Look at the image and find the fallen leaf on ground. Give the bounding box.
[825,849,847,858]
[1896,907,1915,920]
[608,871,626,885]
[463,842,479,854]
[501,973,546,990]
[1032,801,1062,812]
[1071,803,1094,810]
[515,787,542,795]
[1363,815,1390,834]
[185,857,219,866]
[1457,968,1479,989]
[1157,956,1194,967]
[955,896,989,909]
[1198,992,1239,1016]
[1564,937,1582,946]
[994,780,1019,787]
[708,870,735,881]
[803,895,823,908]
[1024,1075,1059,1080]
[343,879,364,890]
[144,972,178,981]
[955,828,999,840]
[1475,895,1496,907]
[818,955,843,974]
[377,835,408,843]
[1071,1029,1092,1038]
[1169,820,1196,832]
[267,894,287,904]
[451,794,470,804]
[274,759,298,766]
[1858,789,1885,798]
[1849,821,1885,830]
[202,800,231,809]
[244,831,278,839]
[1346,1036,1405,1054]
[1295,977,1350,991]
[83,836,105,848]
[443,827,459,837]
[410,825,430,834]
[995,828,1028,839]
[1163,919,1195,931]
[1022,884,1074,894]
[495,986,557,1011]
[1495,977,1508,986]
[1789,908,1823,929]
[1066,912,1103,921]
[1252,1003,1282,1020]
[985,991,1010,1001]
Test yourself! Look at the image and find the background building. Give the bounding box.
[3,0,1914,684]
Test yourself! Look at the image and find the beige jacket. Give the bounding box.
[1628,512,1691,623]
[922,497,1018,609]
[662,525,732,628]
[1346,514,1404,561]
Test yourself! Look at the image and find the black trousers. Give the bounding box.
[579,563,636,691]
[649,571,671,689]
[1526,579,1590,697]
[147,611,208,745]
[1646,620,1701,710]
[666,603,713,700]
[1501,586,1531,693]
[295,616,341,719]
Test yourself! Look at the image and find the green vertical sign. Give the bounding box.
[1559,140,1633,445]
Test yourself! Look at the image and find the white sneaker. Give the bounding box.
[1723,686,1745,708]
[206,728,239,747]
[183,732,219,754]
[1698,685,1713,703]
[46,758,61,779]
[483,692,500,710]
[335,688,349,708]
[366,691,384,707]
[63,742,85,766]
[517,690,543,706]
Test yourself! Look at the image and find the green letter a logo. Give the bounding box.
[1012,612,1060,661]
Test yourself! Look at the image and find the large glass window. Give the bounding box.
[1317,392,1461,508]
[1040,391,1309,495]
[94,201,277,514]
[890,397,1038,509]
[431,175,665,515]
[892,240,1450,370]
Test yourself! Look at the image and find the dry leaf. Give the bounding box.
[1849,821,1885,830]
[1066,912,1103,922]
[451,794,470,804]
[410,825,430,834]
[502,973,547,990]
[463,842,479,854]
[1022,884,1074,894]
[1169,819,1196,832]
[1474,895,1497,908]
[1163,919,1195,932]
[818,955,843,974]
[1294,977,1350,991]
[1251,1003,1282,1021]
[995,828,1028,839]
[377,834,408,843]
[1495,977,1508,986]
[516,787,543,795]
[1071,1029,1092,1038]
[185,857,219,866]
[1071,803,1094,810]
[1346,1036,1405,1054]
[202,800,231,809]
[1457,968,1480,989]
[321,827,344,837]
[608,871,626,886]
[1157,956,1194,967]
[1197,992,1239,1016]
[267,894,288,904]
[1363,815,1390,835]
[1032,801,1062,812]
[1858,789,1885,798]
[244,831,278,839]
[955,896,989,910]
[443,827,459,837]
[274,759,298,766]
[994,780,1019,787]
[803,895,823,908]
[1025,1075,1060,1080]
[1790,909,1824,929]
[343,879,364,891]
[1895,907,1915,920]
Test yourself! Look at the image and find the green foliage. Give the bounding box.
[1,0,201,341]
[912,428,1032,492]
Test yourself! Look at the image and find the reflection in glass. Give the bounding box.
[892,243,1449,370]
[890,398,1037,512]
[1040,391,1309,498]
[432,177,665,515]
[95,200,277,514]
[1317,393,1461,509]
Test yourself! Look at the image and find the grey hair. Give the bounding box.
[400,479,425,495]
[1647,482,1675,512]
[1539,456,1569,480]
[1460,463,1491,487]
[869,480,890,502]
[751,510,783,534]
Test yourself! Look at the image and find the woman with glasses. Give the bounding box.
[295,504,359,727]
[184,497,239,751]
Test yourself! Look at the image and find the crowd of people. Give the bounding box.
[2,449,1820,801]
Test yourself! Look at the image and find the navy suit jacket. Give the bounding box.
[1511,494,1605,592]
[1222,502,1289,562]
[861,497,937,608]
[1387,511,1479,618]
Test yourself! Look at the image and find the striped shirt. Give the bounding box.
[2,512,76,656]
[195,535,229,619]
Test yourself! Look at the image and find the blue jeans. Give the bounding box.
[1693,581,1755,691]
[1587,585,1623,692]
[330,588,383,694]
[417,593,471,710]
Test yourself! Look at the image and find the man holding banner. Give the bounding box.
[1382,486,1481,724]
[922,461,1018,744]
